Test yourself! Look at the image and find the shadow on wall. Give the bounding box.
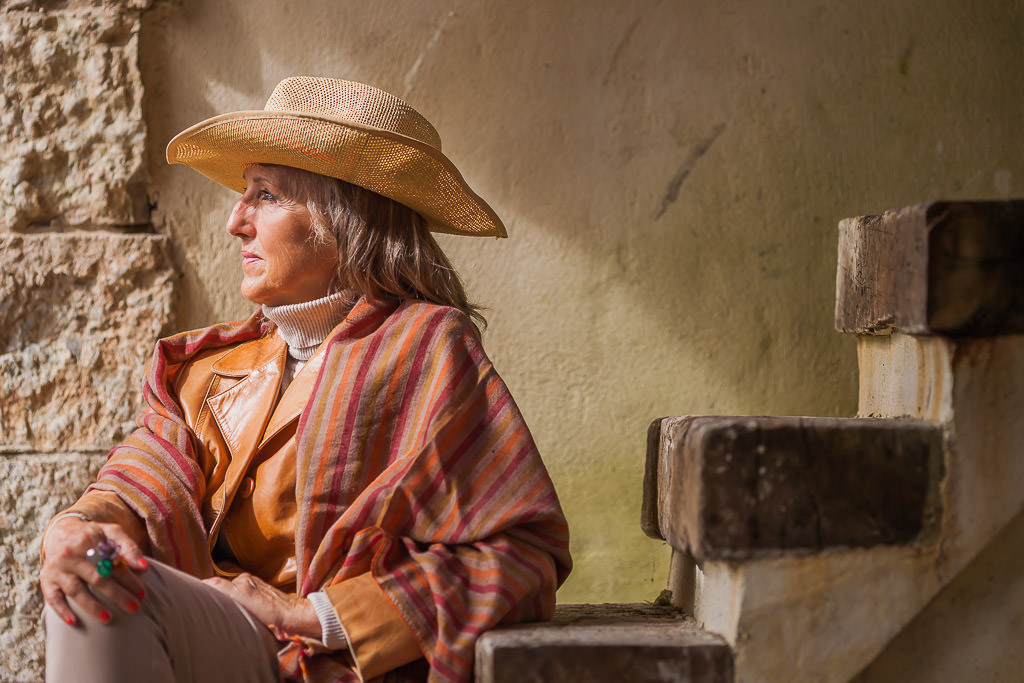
[135,0,1023,600]
[140,1,266,326]
[133,0,942,415]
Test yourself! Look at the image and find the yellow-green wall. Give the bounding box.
[141,0,1024,602]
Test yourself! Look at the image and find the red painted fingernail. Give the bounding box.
[138,558,149,569]
[99,610,111,623]
[137,588,147,600]
[64,616,75,626]
[127,601,139,613]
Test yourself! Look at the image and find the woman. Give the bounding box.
[39,76,572,683]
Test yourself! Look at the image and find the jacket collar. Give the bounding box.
[260,351,324,449]
[210,328,286,377]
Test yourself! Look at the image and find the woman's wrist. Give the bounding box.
[281,597,323,639]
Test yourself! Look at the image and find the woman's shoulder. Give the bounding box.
[153,312,274,400]
[388,299,482,343]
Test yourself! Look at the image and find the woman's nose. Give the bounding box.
[225,200,254,238]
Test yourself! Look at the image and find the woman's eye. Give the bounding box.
[259,189,275,201]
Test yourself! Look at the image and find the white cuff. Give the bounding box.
[308,591,347,650]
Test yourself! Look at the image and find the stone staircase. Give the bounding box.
[476,199,1024,682]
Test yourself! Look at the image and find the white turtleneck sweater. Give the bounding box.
[261,292,351,394]
[259,291,351,649]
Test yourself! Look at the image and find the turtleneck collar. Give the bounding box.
[261,291,351,361]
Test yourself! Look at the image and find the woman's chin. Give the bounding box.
[239,283,274,306]
[241,288,306,307]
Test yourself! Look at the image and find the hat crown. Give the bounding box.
[264,77,442,151]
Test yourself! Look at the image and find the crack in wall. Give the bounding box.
[654,122,726,221]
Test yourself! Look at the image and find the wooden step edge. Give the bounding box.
[646,415,943,562]
[476,603,734,683]
[835,199,1024,337]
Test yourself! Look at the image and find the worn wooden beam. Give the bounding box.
[644,416,941,561]
[475,604,733,683]
[641,417,668,539]
[835,200,1024,336]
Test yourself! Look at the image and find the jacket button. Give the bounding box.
[238,477,255,498]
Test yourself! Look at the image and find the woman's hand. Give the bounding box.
[39,517,149,626]
[203,572,321,639]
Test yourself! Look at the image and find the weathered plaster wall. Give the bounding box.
[140,0,1024,602]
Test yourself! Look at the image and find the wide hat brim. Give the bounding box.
[166,110,507,238]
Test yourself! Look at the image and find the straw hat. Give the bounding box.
[166,77,506,237]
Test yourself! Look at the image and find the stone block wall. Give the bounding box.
[0,0,152,231]
[0,453,108,677]
[0,234,174,677]
[0,234,175,452]
[0,2,175,680]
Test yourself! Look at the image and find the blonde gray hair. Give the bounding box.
[271,164,485,329]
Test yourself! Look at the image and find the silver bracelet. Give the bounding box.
[42,512,93,551]
[53,511,91,525]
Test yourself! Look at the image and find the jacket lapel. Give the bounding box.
[206,332,286,466]
[259,353,323,450]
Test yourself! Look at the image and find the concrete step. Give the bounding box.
[642,415,942,561]
[475,603,733,683]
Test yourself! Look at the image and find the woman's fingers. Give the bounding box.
[202,572,319,637]
[99,523,149,573]
[81,561,143,618]
[40,576,78,626]
[39,519,147,624]
[204,573,269,618]
[40,519,105,622]
[41,565,114,626]
[64,571,116,623]
[203,575,244,602]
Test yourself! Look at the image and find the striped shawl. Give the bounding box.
[87,298,572,682]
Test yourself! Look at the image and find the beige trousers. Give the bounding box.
[43,559,281,683]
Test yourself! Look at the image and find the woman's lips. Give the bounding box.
[241,251,262,266]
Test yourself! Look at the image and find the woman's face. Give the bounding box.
[226,165,339,306]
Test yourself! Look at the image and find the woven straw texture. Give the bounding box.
[166,77,506,237]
